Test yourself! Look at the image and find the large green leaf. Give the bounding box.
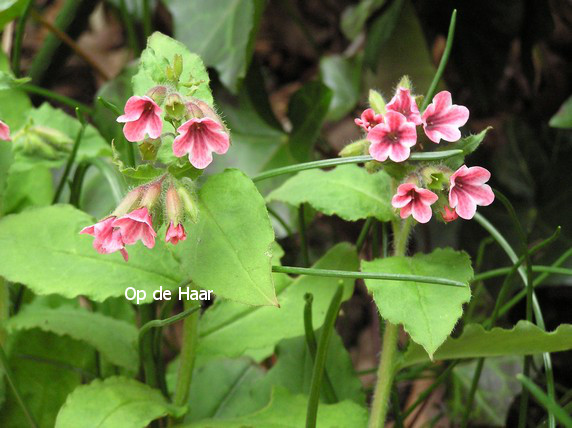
[133,32,213,104]
[164,0,264,91]
[401,321,572,367]
[0,204,183,302]
[549,95,572,129]
[55,376,186,428]
[4,303,138,370]
[0,0,27,30]
[288,81,333,161]
[181,169,277,306]
[320,55,362,121]
[183,387,368,428]
[197,243,359,361]
[0,330,94,428]
[451,357,522,426]
[267,165,394,222]
[1,165,53,215]
[362,248,472,357]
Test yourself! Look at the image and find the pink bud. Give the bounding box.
[141,180,163,209]
[165,185,182,224]
[0,120,11,141]
[441,205,459,223]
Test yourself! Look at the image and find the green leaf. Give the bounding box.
[320,55,362,121]
[182,358,267,422]
[181,169,277,306]
[267,165,394,222]
[133,32,213,104]
[288,81,333,161]
[0,0,26,30]
[362,248,472,357]
[363,0,405,71]
[0,204,183,302]
[0,330,94,428]
[0,71,30,90]
[5,303,138,370]
[0,51,32,130]
[451,357,522,426]
[401,321,572,367]
[164,0,264,91]
[197,243,358,362]
[549,95,572,129]
[11,103,111,171]
[55,376,186,428]
[1,165,53,215]
[443,127,491,169]
[254,329,366,406]
[341,0,386,40]
[182,387,368,428]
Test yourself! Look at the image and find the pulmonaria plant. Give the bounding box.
[81,57,229,260]
[350,78,494,223]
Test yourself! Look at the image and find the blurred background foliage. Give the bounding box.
[1,0,571,425]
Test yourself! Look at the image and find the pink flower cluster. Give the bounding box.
[391,165,494,223]
[117,95,230,169]
[356,88,469,163]
[80,182,188,262]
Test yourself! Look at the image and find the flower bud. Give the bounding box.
[176,184,199,223]
[368,89,386,115]
[165,185,183,225]
[396,75,412,90]
[141,180,163,209]
[441,205,459,223]
[185,101,204,119]
[146,86,167,106]
[112,187,144,217]
[13,125,73,160]
[193,99,227,129]
[173,54,183,80]
[339,139,369,157]
[165,93,186,120]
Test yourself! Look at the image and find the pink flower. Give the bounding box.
[441,205,459,223]
[449,165,495,220]
[386,87,422,125]
[117,96,163,142]
[421,91,469,143]
[173,117,230,169]
[165,221,187,245]
[391,183,438,223]
[0,120,10,141]
[80,217,128,261]
[367,111,417,162]
[355,108,383,131]
[113,207,157,249]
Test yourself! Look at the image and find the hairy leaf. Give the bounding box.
[362,248,472,357]
[267,165,394,222]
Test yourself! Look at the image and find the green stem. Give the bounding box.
[303,293,338,403]
[173,299,200,413]
[272,265,466,288]
[53,109,86,204]
[472,265,572,283]
[119,0,139,54]
[0,278,8,345]
[69,162,90,207]
[267,205,293,236]
[298,204,309,267]
[252,151,463,183]
[11,0,34,77]
[139,303,157,388]
[0,343,38,428]
[143,0,152,39]
[306,284,344,428]
[368,322,399,428]
[21,84,94,114]
[421,9,457,111]
[368,221,412,428]
[517,374,572,428]
[356,218,374,253]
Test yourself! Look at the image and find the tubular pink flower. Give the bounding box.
[367,111,417,162]
[449,165,495,220]
[0,120,10,141]
[80,217,128,261]
[354,108,383,131]
[421,91,469,143]
[117,96,163,142]
[165,221,187,245]
[391,183,438,224]
[441,205,459,223]
[172,117,230,169]
[386,87,422,125]
[112,207,157,249]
